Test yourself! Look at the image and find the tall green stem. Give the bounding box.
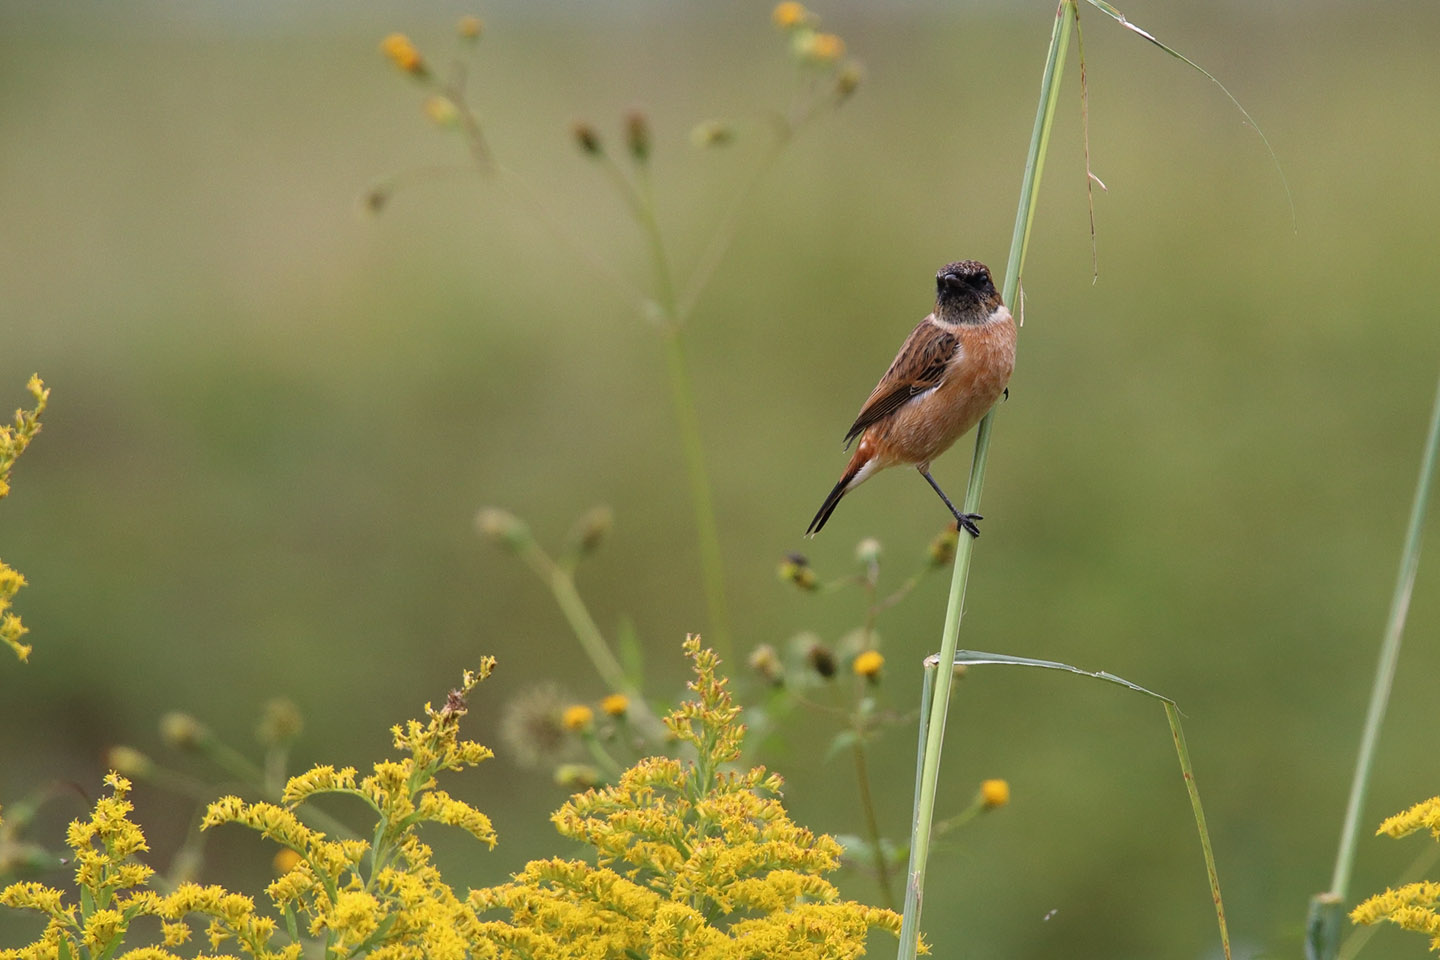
[897,4,1074,955]
[629,168,732,658]
[1308,363,1440,960]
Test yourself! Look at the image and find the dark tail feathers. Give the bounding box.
[806,473,853,537]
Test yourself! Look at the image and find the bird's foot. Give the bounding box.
[953,511,983,538]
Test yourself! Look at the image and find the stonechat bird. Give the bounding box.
[807,260,1016,538]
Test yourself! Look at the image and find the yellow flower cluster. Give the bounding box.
[1351,796,1440,952]
[1,375,47,662]
[2,645,899,959]
[472,636,903,958]
[1,664,499,960]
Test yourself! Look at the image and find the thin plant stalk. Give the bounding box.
[898,4,1075,952]
[1307,364,1440,960]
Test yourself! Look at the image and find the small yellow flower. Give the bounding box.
[981,779,1010,809]
[772,2,812,29]
[456,15,484,39]
[562,704,594,732]
[380,33,426,75]
[801,32,846,63]
[423,95,460,127]
[852,650,884,680]
[272,848,303,875]
[600,693,629,717]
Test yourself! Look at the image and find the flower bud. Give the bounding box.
[159,712,209,751]
[423,95,459,128]
[600,693,629,717]
[379,33,427,77]
[690,120,736,148]
[625,109,651,164]
[456,15,484,40]
[572,121,603,157]
[475,508,532,552]
[257,698,303,747]
[980,778,1010,809]
[807,642,837,679]
[928,521,959,567]
[105,746,154,779]
[777,552,817,591]
[747,644,784,686]
[855,537,882,568]
[569,506,613,557]
[554,764,600,789]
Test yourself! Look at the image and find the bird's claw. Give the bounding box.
[956,512,983,538]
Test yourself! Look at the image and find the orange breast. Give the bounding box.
[870,312,1016,468]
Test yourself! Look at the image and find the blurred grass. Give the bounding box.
[3,2,1440,957]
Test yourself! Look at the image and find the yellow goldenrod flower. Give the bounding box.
[772,2,812,29]
[600,693,629,717]
[456,15,484,39]
[423,95,460,127]
[562,704,594,732]
[1378,795,1440,839]
[981,779,1011,809]
[800,32,846,63]
[852,650,884,680]
[380,33,426,75]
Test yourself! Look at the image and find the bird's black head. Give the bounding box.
[934,260,1000,324]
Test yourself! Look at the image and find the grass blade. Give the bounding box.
[1082,0,1294,229]
[898,650,1231,960]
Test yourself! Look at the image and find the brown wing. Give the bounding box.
[843,319,957,446]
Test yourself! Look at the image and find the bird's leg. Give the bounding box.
[919,467,982,538]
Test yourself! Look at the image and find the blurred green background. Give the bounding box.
[4,1,1440,957]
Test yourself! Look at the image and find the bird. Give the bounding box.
[806,259,1016,538]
